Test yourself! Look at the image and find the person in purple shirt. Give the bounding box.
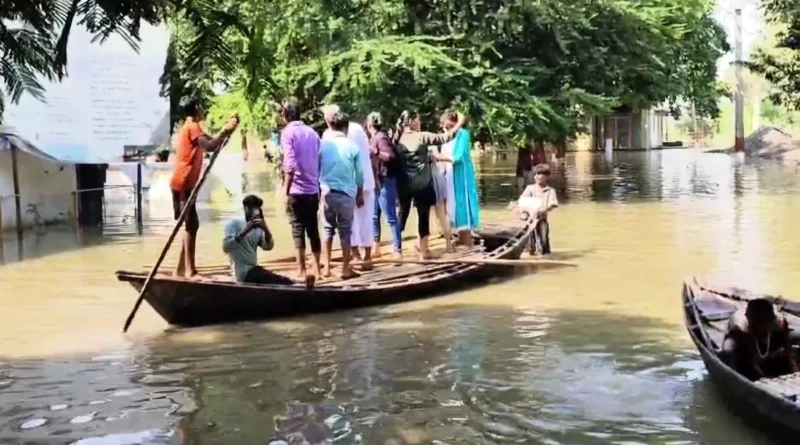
[279,97,322,282]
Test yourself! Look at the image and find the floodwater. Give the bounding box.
[2,149,800,444]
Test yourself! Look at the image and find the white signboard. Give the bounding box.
[3,22,170,163]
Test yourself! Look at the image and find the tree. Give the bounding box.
[750,0,800,109]
[171,0,728,148]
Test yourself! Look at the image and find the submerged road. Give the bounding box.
[1,150,797,444]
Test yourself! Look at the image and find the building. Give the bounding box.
[0,131,78,232]
[589,106,670,150]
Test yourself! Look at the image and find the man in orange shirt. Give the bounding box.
[171,97,239,278]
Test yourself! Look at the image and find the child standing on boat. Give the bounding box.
[510,163,558,255]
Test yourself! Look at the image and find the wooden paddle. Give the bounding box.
[123,125,236,333]
[370,257,578,268]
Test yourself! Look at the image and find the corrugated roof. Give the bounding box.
[0,126,71,163]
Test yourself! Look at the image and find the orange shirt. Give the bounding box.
[170,119,206,192]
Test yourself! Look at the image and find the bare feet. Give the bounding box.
[305,274,316,289]
[321,265,332,278]
[341,267,360,280]
[414,245,432,260]
[186,272,204,281]
[361,259,373,271]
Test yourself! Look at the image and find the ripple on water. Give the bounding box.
[4,152,799,445]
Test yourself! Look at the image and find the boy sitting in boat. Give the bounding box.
[223,195,306,287]
[722,298,798,381]
[508,163,558,255]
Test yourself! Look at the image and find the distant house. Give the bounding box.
[589,106,670,150]
[0,129,78,231]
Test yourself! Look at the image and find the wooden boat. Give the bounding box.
[116,219,536,327]
[683,277,800,441]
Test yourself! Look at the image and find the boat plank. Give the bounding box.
[756,372,800,398]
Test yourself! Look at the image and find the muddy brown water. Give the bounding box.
[1,150,799,444]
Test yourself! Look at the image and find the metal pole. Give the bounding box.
[692,101,698,147]
[10,144,23,239]
[734,8,745,153]
[136,162,143,234]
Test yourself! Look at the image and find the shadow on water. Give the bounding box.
[0,304,779,444]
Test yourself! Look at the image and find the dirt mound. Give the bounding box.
[739,126,800,158]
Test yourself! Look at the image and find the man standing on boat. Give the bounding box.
[279,97,323,283]
[319,109,365,279]
[223,195,299,285]
[170,97,239,279]
[322,104,376,270]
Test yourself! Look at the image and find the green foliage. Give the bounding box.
[205,87,275,136]
[200,0,726,145]
[3,0,728,148]
[751,1,800,110]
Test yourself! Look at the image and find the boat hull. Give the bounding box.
[119,224,530,327]
[683,280,800,442]
[119,260,517,326]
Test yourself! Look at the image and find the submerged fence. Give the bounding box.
[0,184,142,235]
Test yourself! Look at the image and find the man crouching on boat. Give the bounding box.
[722,298,798,380]
[223,195,312,287]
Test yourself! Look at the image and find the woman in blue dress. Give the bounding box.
[438,110,480,247]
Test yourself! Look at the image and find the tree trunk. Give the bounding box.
[555,139,567,158]
[241,130,249,161]
[532,141,547,166]
[516,146,532,179]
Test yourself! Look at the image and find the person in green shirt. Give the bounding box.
[222,195,309,286]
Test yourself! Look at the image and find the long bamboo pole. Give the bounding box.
[370,257,578,267]
[123,129,234,332]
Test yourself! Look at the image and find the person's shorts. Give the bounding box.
[322,190,356,243]
[287,193,320,250]
[171,188,199,233]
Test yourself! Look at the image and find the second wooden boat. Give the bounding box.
[117,219,536,327]
[683,277,800,442]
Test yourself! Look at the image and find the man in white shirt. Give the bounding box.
[322,104,377,270]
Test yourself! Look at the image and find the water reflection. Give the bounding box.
[1,149,800,444]
[4,150,800,264]
[0,305,741,444]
